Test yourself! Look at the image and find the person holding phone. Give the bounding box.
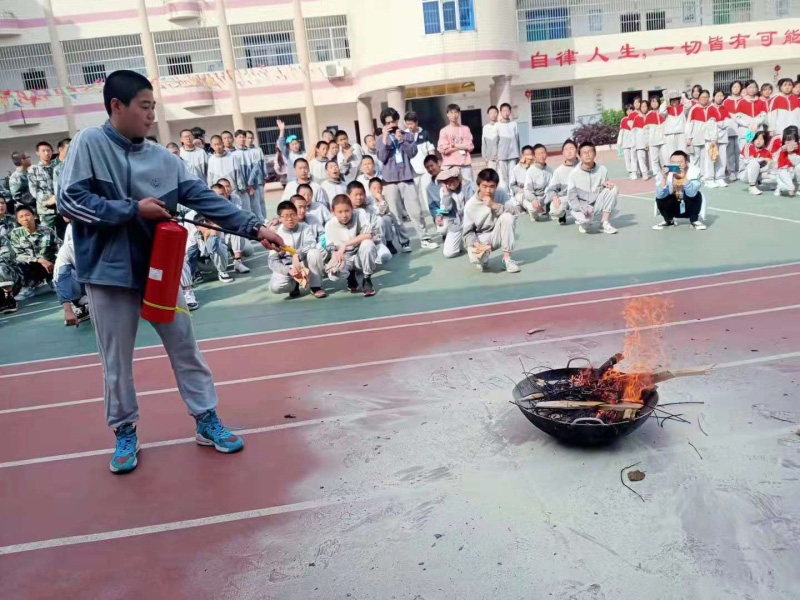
[653,150,706,230]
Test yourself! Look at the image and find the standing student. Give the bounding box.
[618,105,638,179]
[689,85,703,107]
[362,134,382,165]
[320,160,348,203]
[508,145,534,212]
[662,90,688,157]
[723,81,744,179]
[769,78,797,137]
[277,119,305,183]
[207,135,242,195]
[367,177,409,254]
[221,131,236,154]
[645,97,667,178]
[268,200,326,298]
[281,158,328,206]
[179,129,208,180]
[710,90,732,187]
[404,111,436,204]
[309,141,330,183]
[8,151,34,213]
[166,142,180,157]
[567,142,618,234]
[653,150,707,230]
[378,107,438,250]
[57,70,284,473]
[28,141,58,229]
[735,80,768,143]
[335,130,363,183]
[52,137,71,195]
[438,104,475,182]
[760,83,774,103]
[435,166,476,259]
[357,155,380,192]
[544,139,578,225]
[739,131,776,195]
[239,130,266,222]
[523,144,552,221]
[246,130,267,215]
[462,168,520,273]
[631,102,650,180]
[482,106,500,170]
[495,103,521,190]
[324,194,378,296]
[685,90,720,185]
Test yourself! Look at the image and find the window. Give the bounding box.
[22,69,47,90]
[646,11,666,30]
[683,0,697,22]
[529,86,573,128]
[82,63,106,85]
[775,0,790,16]
[167,55,192,76]
[588,5,603,32]
[523,8,570,41]
[305,15,350,63]
[712,0,751,24]
[620,13,640,33]
[231,21,297,69]
[713,68,752,93]
[423,0,475,35]
[255,113,303,156]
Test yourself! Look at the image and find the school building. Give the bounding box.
[1,0,799,172]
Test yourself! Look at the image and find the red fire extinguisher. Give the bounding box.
[141,221,189,324]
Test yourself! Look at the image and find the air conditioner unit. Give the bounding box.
[325,64,345,79]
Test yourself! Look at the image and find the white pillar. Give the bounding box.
[292,0,319,143]
[215,0,243,131]
[41,0,76,135]
[136,0,170,143]
[356,96,373,144]
[386,87,405,114]
[493,75,512,107]
[489,82,497,108]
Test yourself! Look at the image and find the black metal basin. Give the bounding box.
[512,367,659,446]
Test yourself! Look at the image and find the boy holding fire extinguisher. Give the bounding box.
[56,70,285,474]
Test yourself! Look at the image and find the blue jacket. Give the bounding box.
[57,121,261,291]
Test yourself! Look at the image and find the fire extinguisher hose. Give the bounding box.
[171,214,297,255]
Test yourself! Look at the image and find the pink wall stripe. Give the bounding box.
[356,49,518,79]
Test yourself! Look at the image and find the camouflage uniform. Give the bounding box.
[0,214,16,238]
[8,169,34,212]
[0,230,22,293]
[8,224,58,287]
[28,162,57,228]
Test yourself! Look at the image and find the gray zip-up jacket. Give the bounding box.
[439,179,476,229]
[267,223,317,274]
[567,163,610,206]
[57,122,260,291]
[524,163,552,202]
[180,146,209,180]
[462,195,509,247]
[495,120,520,161]
[545,162,577,204]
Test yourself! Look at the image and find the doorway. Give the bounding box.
[460,108,483,155]
[621,90,643,109]
[407,97,446,146]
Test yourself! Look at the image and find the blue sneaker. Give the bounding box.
[110,424,139,473]
[195,410,244,453]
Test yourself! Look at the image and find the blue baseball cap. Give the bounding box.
[286,135,298,143]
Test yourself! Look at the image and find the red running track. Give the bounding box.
[2,264,800,599]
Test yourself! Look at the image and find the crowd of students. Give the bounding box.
[3,76,800,316]
[617,79,800,196]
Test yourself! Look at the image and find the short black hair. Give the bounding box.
[743,79,758,90]
[294,157,309,168]
[363,134,375,143]
[216,178,230,186]
[331,194,352,209]
[761,82,773,91]
[246,130,255,136]
[691,84,703,93]
[325,159,339,169]
[699,89,710,97]
[166,142,179,150]
[57,138,71,150]
[487,105,498,113]
[211,184,225,194]
[347,180,365,194]
[624,103,634,111]
[316,140,329,150]
[578,141,596,152]
[423,154,439,167]
[368,177,383,189]
[499,103,512,111]
[15,204,34,216]
[404,111,418,123]
[532,144,546,153]
[670,150,689,160]
[335,130,348,140]
[221,130,233,137]
[476,168,499,185]
[180,129,193,137]
[379,107,400,125]
[290,194,306,204]
[361,154,374,163]
[561,138,577,151]
[777,77,794,89]
[36,141,52,151]
[210,134,222,143]
[297,183,313,194]
[10,151,26,167]
[103,70,153,116]
[520,145,534,154]
[446,103,461,113]
[234,129,247,138]
[191,127,205,138]
[146,136,158,143]
[277,200,297,215]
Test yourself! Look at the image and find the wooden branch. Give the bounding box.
[650,365,713,383]
[534,400,645,411]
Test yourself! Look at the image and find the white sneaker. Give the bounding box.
[475,262,486,272]
[629,174,638,181]
[420,240,439,250]
[691,220,707,230]
[704,180,718,188]
[728,173,738,182]
[602,221,618,234]
[716,180,728,187]
[183,289,199,311]
[233,260,250,274]
[218,272,234,284]
[748,186,762,195]
[15,287,35,301]
[774,189,782,197]
[529,211,538,222]
[652,221,674,230]
[578,224,588,234]
[503,258,521,273]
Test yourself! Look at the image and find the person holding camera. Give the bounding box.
[653,150,706,230]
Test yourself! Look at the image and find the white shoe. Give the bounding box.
[728,174,738,182]
[629,174,638,181]
[400,243,412,253]
[716,180,728,187]
[233,260,250,274]
[774,189,782,197]
[578,224,588,234]
[704,180,718,188]
[691,220,707,230]
[748,186,762,195]
[15,287,35,301]
[652,221,675,230]
[504,258,521,273]
[218,272,234,284]
[420,240,439,250]
[602,221,618,234]
[183,289,199,311]
[475,262,486,272]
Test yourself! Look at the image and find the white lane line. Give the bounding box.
[0,305,59,321]
[3,260,800,370]
[4,302,800,416]
[4,269,800,380]
[0,406,412,469]
[2,349,800,556]
[619,193,800,225]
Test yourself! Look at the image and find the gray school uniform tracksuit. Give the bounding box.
[281,180,329,208]
[462,195,516,266]
[567,163,618,223]
[324,209,378,280]
[523,163,552,218]
[482,122,499,168]
[320,178,347,204]
[437,179,476,258]
[543,163,575,218]
[235,146,266,222]
[338,143,364,183]
[180,146,209,181]
[368,196,408,250]
[309,158,328,183]
[58,121,261,429]
[268,222,325,293]
[507,162,528,210]
[277,136,306,183]
[185,216,229,279]
[495,120,521,190]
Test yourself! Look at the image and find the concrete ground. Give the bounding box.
[1,152,799,599]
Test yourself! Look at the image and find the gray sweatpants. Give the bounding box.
[327,240,378,280]
[441,218,464,258]
[776,166,800,193]
[384,181,433,242]
[739,161,775,186]
[269,248,326,293]
[86,284,218,429]
[570,187,618,223]
[497,159,516,190]
[187,235,229,277]
[249,189,265,222]
[467,212,516,266]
